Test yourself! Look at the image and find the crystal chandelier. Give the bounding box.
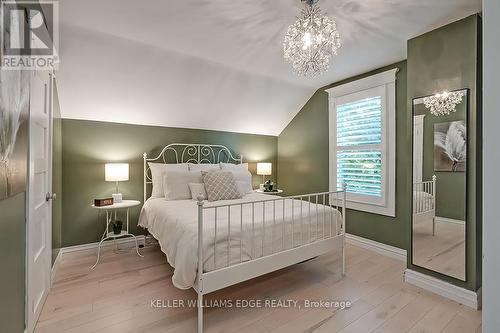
[283,0,341,76]
[423,91,465,116]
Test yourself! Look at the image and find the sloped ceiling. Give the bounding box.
[58,0,480,136]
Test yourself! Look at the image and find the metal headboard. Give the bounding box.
[143,143,243,202]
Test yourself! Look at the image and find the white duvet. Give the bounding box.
[138,193,342,289]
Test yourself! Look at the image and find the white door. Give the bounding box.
[413,114,425,183]
[27,70,53,332]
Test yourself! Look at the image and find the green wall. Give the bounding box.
[61,119,278,247]
[414,101,467,221]
[0,70,29,332]
[0,71,29,332]
[52,83,62,264]
[0,193,26,333]
[278,14,481,292]
[278,61,409,250]
[407,14,481,291]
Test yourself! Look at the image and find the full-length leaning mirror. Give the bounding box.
[412,89,467,281]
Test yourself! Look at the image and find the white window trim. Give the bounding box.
[326,68,397,217]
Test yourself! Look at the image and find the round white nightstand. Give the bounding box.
[255,189,283,194]
[91,200,143,269]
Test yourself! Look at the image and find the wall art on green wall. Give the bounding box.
[434,121,467,172]
[0,69,30,200]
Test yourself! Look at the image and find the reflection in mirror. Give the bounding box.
[412,89,467,281]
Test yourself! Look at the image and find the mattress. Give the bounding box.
[138,193,342,289]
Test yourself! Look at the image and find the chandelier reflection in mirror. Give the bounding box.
[423,91,465,116]
[283,0,341,76]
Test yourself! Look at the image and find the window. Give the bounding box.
[327,69,397,216]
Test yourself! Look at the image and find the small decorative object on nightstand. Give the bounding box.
[94,197,113,207]
[263,179,274,191]
[91,199,143,269]
[105,163,129,203]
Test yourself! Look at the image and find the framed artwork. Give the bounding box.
[0,18,30,200]
[434,121,466,172]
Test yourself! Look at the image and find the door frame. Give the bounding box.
[26,70,54,333]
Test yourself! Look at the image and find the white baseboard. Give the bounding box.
[345,233,407,262]
[435,216,465,225]
[404,269,481,309]
[60,235,146,256]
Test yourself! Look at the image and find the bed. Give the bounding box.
[413,175,436,235]
[139,143,346,332]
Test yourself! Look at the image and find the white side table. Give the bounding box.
[91,200,143,269]
[255,189,283,194]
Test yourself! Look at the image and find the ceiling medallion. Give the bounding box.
[423,91,465,116]
[283,0,341,76]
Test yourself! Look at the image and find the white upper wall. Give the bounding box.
[58,0,480,136]
[58,25,311,136]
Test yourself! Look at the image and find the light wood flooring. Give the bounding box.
[413,220,466,280]
[36,243,481,333]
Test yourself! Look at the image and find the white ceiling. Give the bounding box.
[58,0,480,136]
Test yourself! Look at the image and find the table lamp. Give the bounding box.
[105,163,129,203]
[257,162,272,185]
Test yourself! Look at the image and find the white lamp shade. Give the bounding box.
[105,163,129,182]
[257,162,272,176]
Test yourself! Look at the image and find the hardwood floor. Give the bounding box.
[35,243,481,333]
[413,220,466,280]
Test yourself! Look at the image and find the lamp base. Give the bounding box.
[112,193,123,203]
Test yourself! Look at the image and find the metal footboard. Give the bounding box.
[413,175,436,214]
[195,186,347,332]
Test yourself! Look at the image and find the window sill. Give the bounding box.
[346,200,395,217]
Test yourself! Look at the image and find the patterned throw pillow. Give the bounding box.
[202,170,242,202]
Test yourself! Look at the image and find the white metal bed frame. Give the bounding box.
[413,175,436,235]
[143,143,346,332]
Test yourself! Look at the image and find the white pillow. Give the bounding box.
[236,180,253,196]
[188,163,221,172]
[188,183,207,200]
[220,162,249,171]
[148,162,188,197]
[163,170,202,200]
[230,168,253,194]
